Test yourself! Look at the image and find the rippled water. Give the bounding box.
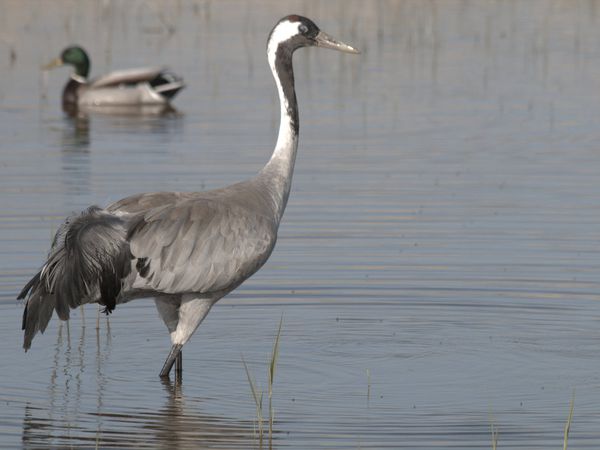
[2,0,600,448]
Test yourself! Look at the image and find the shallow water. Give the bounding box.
[2,0,600,448]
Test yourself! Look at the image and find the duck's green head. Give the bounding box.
[43,46,90,78]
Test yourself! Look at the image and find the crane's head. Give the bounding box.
[43,46,91,78]
[268,15,359,56]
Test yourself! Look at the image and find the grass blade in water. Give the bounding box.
[563,390,575,450]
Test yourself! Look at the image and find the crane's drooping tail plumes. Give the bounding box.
[18,206,132,350]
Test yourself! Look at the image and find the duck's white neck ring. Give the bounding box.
[70,73,87,84]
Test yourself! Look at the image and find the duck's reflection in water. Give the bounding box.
[21,314,258,449]
[57,103,182,202]
[67,103,184,146]
[58,113,91,202]
[61,114,91,151]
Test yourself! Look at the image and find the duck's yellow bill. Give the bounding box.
[42,57,64,70]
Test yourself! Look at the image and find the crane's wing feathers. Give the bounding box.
[128,199,276,294]
[107,191,196,215]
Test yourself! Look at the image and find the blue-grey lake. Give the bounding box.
[2,0,600,448]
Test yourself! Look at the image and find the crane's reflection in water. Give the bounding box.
[21,315,257,449]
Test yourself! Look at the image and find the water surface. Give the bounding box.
[2,1,600,448]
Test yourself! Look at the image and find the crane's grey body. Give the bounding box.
[20,176,283,365]
[20,15,358,378]
[110,179,281,298]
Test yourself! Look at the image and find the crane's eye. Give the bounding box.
[299,24,308,34]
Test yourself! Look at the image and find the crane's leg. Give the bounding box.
[154,296,181,335]
[158,295,215,378]
[155,295,182,378]
[175,350,183,379]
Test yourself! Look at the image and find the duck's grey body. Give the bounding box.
[20,15,358,378]
[66,67,184,108]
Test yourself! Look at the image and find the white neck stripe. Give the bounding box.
[267,20,301,160]
[267,20,301,54]
[260,19,303,221]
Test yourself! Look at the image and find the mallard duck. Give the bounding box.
[43,46,185,112]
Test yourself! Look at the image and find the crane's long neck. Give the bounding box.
[258,43,299,223]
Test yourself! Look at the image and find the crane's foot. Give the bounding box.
[159,343,182,378]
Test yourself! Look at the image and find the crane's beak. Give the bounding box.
[314,31,360,54]
[42,57,64,70]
